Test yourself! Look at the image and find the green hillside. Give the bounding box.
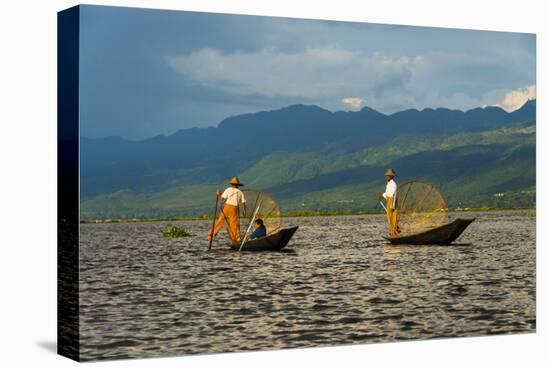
[80,122,535,220]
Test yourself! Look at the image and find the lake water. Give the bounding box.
[78,210,536,361]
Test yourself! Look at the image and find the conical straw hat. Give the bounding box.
[384,168,396,177]
[228,176,244,186]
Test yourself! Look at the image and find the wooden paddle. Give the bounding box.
[208,193,220,251]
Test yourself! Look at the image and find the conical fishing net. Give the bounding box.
[396,181,447,235]
[239,189,281,239]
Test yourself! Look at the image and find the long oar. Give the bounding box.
[379,200,387,213]
[208,194,219,251]
[239,202,262,252]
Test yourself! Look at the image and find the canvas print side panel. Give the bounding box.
[57,5,80,362]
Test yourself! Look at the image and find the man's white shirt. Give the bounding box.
[382,179,398,207]
[222,187,246,206]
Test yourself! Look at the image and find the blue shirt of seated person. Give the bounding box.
[249,219,267,240]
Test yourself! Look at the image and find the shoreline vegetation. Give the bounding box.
[79,206,536,224]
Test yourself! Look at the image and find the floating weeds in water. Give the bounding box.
[527,213,536,218]
[162,224,192,238]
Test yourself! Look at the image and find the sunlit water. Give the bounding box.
[78,210,536,361]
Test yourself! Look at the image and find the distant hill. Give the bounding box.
[80,100,536,219]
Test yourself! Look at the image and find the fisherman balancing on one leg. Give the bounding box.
[207,177,247,244]
[376,168,400,237]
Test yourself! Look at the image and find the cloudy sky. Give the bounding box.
[80,5,536,140]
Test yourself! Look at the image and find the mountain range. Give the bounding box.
[80,99,536,219]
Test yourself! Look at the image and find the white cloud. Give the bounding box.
[499,85,536,112]
[167,48,418,102]
[166,47,534,114]
[341,97,364,109]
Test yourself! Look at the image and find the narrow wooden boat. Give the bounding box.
[384,218,475,245]
[229,226,299,251]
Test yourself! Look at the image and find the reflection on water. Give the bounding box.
[77,210,536,361]
[384,245,402,259]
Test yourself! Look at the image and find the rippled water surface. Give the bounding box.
[78,211,536,361]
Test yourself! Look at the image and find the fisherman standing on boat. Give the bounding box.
[377,168,399,236]
[207,177,247,244]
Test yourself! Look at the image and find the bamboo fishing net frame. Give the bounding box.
[239,189,282,238]
[396,180,447,235]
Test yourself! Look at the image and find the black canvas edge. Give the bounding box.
[57,5,81,362]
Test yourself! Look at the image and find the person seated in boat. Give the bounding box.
[249,218,267,240]
[208,177,247,244]
[376,168,400,237]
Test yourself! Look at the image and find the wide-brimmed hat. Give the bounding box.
[384,168,396,177]
[228,176,244,186]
